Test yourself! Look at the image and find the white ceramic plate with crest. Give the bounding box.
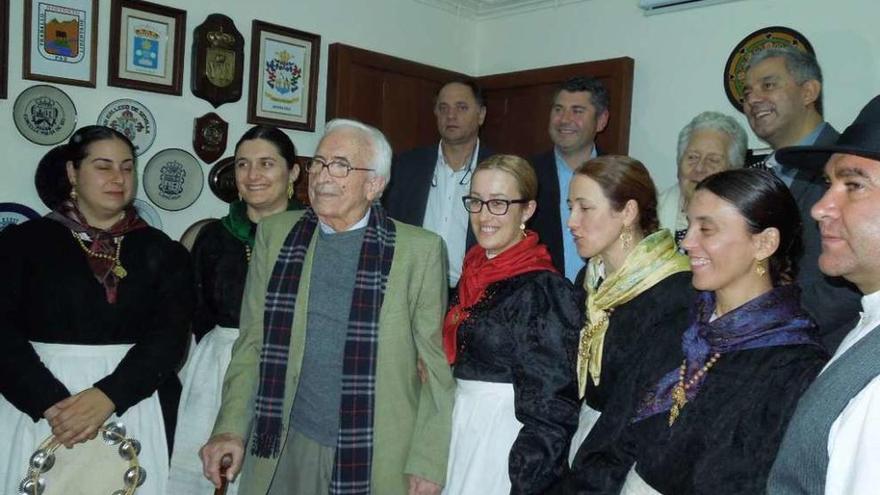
[13,85,78,146]
[142,149,204,211]
[97,99,157,156]
[133,198,163,230]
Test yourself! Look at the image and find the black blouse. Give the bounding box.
[190,220,249,341]
[577,271,695,414]
[570,344,826,494]
[0,218,193,432]
[453,270,582,495]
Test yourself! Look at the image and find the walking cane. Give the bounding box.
[214,454,233,495]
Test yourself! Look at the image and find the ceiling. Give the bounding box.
[413,0,592,20]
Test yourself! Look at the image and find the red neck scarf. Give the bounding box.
[444,230,557,364]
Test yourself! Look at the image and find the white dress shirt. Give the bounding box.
[824,289,880,495]
[423,140,479,287]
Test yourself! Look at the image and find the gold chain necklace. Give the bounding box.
[71,231,128,279]
[668,352,720,426]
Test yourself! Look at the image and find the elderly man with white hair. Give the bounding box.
[657,110,748,244]
[200,119,454,495]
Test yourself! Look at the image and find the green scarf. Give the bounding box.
[220,199,302,248]
[577,229,690,397]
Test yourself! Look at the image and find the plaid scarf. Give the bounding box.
[251,204,396,495]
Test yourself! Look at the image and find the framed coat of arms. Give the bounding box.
[247,20,320,131]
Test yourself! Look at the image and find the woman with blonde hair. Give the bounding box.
[443,154,581,494]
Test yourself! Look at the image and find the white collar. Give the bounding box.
[319,208,371,234]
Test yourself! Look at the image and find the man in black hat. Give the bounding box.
[768,95,880,495]
[743,46,860,351]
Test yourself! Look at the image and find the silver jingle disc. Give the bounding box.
[28,449,55,473]
[111,491,128,495]
[102,422,127,445]
[123,466,147,487]
[18,476,45,495]
[118,439,141,460]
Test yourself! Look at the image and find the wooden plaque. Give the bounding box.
[191,14,244,107]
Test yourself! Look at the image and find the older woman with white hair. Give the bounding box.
[658,111,748,244]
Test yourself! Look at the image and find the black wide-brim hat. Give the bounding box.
[776,94,880,171]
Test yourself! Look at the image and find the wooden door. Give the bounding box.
[326,43,634,158]
[478,58,634,157]
[326,43,467,153]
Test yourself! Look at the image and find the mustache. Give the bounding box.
[311,182,341,195]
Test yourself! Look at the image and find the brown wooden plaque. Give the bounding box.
[193,112,228,163]
[191,14,244,108]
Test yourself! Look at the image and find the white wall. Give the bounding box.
[0,0,477,238]
[4,0,879,237]
[476,0,880,189]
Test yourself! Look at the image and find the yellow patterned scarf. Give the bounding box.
[577,229,690,398]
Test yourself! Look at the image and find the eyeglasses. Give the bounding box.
[462,196,529,215]
[307,157,374,178]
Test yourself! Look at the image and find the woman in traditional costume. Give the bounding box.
[0,125,193,495]
[569,169,827,494]
[563,155,694,472]
[442,154,581,495]
[168,125,302,494]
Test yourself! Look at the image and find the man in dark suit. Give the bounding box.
[744,46,860,352]
[384,80,493,288]
[530,77,609,279]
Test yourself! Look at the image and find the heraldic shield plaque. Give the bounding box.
[191,14,244,108]
[193,112,229,163]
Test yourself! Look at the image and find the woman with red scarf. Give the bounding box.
[442,154,581,495]
[0,126,193,495]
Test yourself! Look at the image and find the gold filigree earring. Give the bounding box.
[755,258,767,276]
[620,225,633,251]
[287,181,294,199]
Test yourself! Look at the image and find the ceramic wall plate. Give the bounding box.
[13,85,77,145]
[97,99,157,156]
[724,26,814,112]
[133,198,163,230]
[208,156,238,203]
[179,218,217,251]
[143,148,204,211]
[0,202,41,232]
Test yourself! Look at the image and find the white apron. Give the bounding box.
[167,326,240,495]
[0,342,168,495]
[568,402,602,466]
[621,464,662,495]
[442,379,523,495]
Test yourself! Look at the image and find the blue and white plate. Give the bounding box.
[0,203,41,232]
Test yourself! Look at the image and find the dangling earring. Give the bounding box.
[520,222,526,239]
[69,185,78,201]
[755,258,767,276]
[287,181,294,200]
[620,225,633,251]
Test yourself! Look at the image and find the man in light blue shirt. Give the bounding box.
[530,77,609,281]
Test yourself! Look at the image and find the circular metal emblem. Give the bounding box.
[724,26,815,112]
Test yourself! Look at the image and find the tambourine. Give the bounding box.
[19,422,146,495]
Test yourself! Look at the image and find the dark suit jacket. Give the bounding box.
[781,123,861,353]
[383,142,494,250]
[529,149,601,274]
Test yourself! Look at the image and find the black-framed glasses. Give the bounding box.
[462,196,529,215]
[306,157,374,178]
